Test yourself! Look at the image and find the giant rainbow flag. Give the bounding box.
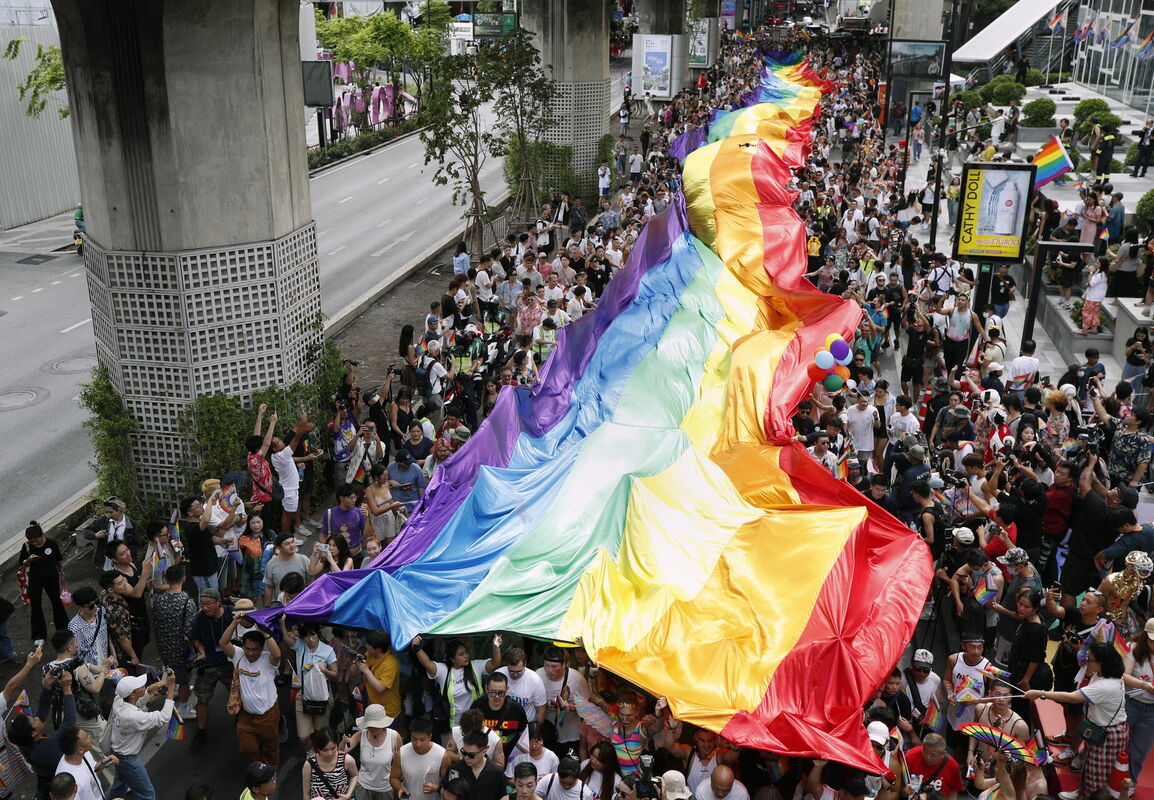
[257,52,932,771]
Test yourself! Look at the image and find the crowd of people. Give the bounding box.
[7,14,1154,800]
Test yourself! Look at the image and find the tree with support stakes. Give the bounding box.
[490,28,557,231]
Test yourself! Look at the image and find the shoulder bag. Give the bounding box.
[1077,684,1124,745]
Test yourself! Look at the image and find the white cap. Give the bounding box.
[867,720,890,745]
[115,674,148,699]
[986,362,1004,373]
[912,648,934,667]
[953,527,975,545]
[661,772,692,800]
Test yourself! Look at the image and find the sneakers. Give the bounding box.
[1053,748,1075,766]
[179,702,197,719]
[1045,732,1071,745]
[1071,752,1084,772]
[190,728,207,753]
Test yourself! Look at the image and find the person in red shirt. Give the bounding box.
[1041,462,1077,583]
[246,404,277,510]
[979,510,1019,581]
[903,734,964,800]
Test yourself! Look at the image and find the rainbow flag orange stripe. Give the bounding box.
[973,574,998,605]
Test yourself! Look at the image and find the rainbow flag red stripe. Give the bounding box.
[923,697,943,730]
[973,574,998,605]
[166,711,187,741]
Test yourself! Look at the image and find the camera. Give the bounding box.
[636,755,661,800]
[47,655,84,679]
[355,653,367,663]
[343,359,362,367]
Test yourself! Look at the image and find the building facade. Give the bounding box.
[1070,0,1154,116]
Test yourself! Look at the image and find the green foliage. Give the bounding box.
[1137,189,1154,228]
[1069,299,1084,328]
[504,141,584,203]
[972,0,1016,32]
[77,365,157,520]
[177,338,347,497]
[1021,97,1056,127]
[307,115,425,170]
[1125,143,1138,167]
[1073,98,1110,125]
[2,38,68,119]
[978,74,1015,103]
[990,81,1026,105]
[1109,158,1124,173]
[1023,68,1045,86]
[953,90,984,112]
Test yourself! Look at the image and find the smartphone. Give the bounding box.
[316,543,329,553]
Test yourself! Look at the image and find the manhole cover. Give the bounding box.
[0,390,43,411]
[16,254,56,266]
[45,356,98,375]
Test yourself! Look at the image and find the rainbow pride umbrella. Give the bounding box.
[254,52,931,773]
[959,723,1038,764]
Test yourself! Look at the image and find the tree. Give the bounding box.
[420,49,497,253]
[2,38,68,119]
[489,29,557,224]
[316,14,413,133]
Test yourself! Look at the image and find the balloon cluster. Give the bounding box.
[806,334,854,392]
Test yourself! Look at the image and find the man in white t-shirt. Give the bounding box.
[845,392,879,462]
[269,418,305,534]
[498,648,547,722]
[1008,339,1040,398]
[889,396,922,441]
[535,758,595,800]
[221,613,282,768]
[57,727,116,800]
[693,766,749,800]
[536,647,591,755]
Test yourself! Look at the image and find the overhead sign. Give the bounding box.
[473,12,517,38]
[689,19,717,68]
[953,162,1037,262]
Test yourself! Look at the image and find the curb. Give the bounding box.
[323,187,512,337]
[308,125,429,178]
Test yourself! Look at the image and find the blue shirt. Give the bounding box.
[388,462,427,506]
[453,251,471,275]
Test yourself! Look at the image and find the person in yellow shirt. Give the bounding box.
[358,630,401,718]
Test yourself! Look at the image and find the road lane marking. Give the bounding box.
[31,288,43,293]
[376,218,393,228]
[59,318,92,334]
[70,273,81,278]
[408,162,419,168]
[371,246,389,257]
[377,178,390,184]
[51,280,61,285]
[339,196,353,204]
[328,245,347,255]
[10,296,23,301]
[416,197,427,204]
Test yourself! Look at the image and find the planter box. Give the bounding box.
[1018,125,1056,143]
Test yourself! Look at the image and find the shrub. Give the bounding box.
[1125,143,1138,167]
[953,90,984,112]
[991,81,1026,105]
[1024,68,1045,86]
[1073,98,1110,125]
[978,74,1014,103]
[1136,188,1154,227]
[1021,97,1056,127]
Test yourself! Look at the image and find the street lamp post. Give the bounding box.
[926,0,960,250]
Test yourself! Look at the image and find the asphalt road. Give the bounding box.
[0,132,505,560]
[0,67,626,564]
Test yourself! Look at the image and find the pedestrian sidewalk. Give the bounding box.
[0,210,76,255]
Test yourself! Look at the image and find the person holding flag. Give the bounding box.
[945,636,992,754]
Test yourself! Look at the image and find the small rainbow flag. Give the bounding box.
[1032,137,1075,188]
[954,674,984,705]
[1115,629,1131,658]
[166,710,187,741]
[923,697,943,730]
[12,689,32,716]
[1111,19,1137,48]
[973,574,998,606]
[219,484,241,514]
[835,458,848,480]
[290,673,302,703]
[1099,228,1110,241]
[1134,30,1154,53]
[980,664,1013,681]
[1046,9,1066,30]
[167,508,181,541]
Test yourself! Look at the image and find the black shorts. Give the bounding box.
[900,356,922,384]
[1060,268,1077,289]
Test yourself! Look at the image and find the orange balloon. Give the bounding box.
[833,365,850,380]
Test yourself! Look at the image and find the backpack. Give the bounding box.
[414,356,436,398]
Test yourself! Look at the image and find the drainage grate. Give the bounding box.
[16,254,57,266]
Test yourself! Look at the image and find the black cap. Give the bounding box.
[244,762,277,788]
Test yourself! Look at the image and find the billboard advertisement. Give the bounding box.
[689,19,713,68]
[474,12,517,39]
[889,40,947,78]
[953,163,1037,262]
[640,35,673,98]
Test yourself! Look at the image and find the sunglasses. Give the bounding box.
[488,690,507,697]
[462,750,481,759]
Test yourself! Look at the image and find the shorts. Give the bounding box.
[281,488,299,513]
[900,356,922,384]
[599,186,610,197]
[294,694,332,740]
[1060,268,1077,289]
[194,662,234,704]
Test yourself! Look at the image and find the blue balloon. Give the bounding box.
[814,350,835,370]
[835,350,854,366]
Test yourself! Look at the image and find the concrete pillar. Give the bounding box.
[51,0,322,497]
[636,0,686,35]
[521,0,611,188]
